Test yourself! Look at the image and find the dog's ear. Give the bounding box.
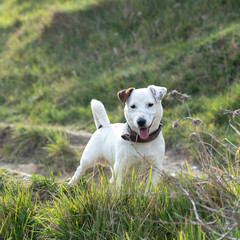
[117,87,135,105]
[148,85,167,102]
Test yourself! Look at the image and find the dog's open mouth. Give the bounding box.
[139,127,149,140]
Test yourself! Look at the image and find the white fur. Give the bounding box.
[68,85,167,190]
[91,99,110,129]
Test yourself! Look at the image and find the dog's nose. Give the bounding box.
[137,118,146,127]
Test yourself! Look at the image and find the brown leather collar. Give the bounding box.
[121,121,163,143]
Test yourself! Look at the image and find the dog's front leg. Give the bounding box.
[68,165,85,186]
[113,151,128,190]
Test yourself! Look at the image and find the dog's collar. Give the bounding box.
[121,121,163,143]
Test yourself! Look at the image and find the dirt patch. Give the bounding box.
[163,148,202,176]
[66,131,92,146]
[0,168,32,185]
[0,162,41,175]
[0,126,201,178]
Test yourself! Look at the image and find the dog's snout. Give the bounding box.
[137,118,146,127]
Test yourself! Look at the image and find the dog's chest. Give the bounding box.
[124,139,164,165]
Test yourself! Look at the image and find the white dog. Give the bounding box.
[68,85,167,189]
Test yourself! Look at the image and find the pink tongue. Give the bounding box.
[139,128,149,140]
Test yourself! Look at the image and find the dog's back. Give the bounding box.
[91,99,110,129]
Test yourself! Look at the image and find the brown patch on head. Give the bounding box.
[117,87,135,105]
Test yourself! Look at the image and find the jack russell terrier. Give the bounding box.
[69,85,167,189]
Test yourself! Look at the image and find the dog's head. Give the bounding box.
[118,85,167,140]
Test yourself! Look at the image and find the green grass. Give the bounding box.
[0,154,239,239]
[0,0,240,238]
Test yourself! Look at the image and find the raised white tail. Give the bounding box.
[91,99,110,129]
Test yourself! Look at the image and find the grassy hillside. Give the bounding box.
[0,0,239,137]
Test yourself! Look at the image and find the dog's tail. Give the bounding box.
[91,99,110,129]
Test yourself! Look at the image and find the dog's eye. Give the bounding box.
[130,105,136,109]
[148,103,154,107]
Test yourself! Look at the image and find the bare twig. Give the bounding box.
[166,90,191,101]
[220,107,240,118]
[179,185,238,240]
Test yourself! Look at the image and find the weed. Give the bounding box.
[44,130,76,157]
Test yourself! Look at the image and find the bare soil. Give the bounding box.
[0,126,202,178]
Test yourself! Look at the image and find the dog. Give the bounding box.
[68,85,167,189]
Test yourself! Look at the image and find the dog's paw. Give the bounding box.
[68,178,75,187]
